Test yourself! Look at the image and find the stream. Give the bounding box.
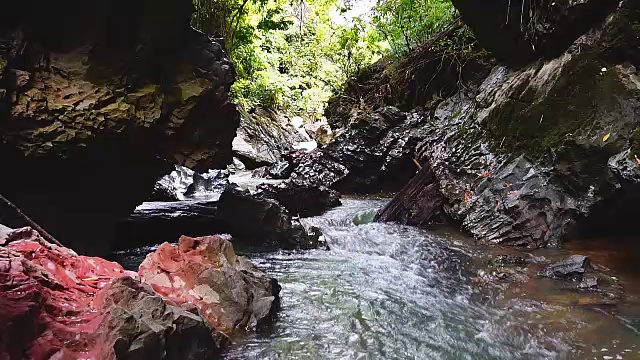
[114,197,640,360]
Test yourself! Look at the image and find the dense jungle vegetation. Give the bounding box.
[192,0,464,121]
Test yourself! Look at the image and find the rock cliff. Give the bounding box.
[377,0,640,247]
[0,0,240,254]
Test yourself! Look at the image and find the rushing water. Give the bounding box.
[115,197,640,360]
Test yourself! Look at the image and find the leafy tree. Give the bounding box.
[192,0,461,122]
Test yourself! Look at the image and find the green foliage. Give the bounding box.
[370,0,457,55]
[192,0,461,121]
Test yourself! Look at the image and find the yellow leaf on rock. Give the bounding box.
[82,277,99,282]
[602,133,611,142]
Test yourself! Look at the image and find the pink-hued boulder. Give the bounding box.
[0,227,220,360]
[139,235,281,336]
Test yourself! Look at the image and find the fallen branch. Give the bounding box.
[0,193,64,247]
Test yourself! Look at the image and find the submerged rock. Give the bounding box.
[578,276,599,289]
[0,0,240,255]
[138,235,280,335]
[538,255,591,280]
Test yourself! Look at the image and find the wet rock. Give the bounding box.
[489,254,528,267]
[376,0,640,247]
[151,166,229,202]
[0,224,11,245]
[151,166,198,201]
[251,160,292,180]
[150,181,181,202]
[268,160,294,179]
[228,157,247,173]
[538,255,591,279]
[184,170,229,200]
[288,150,349,189]
[257,180,341,217]
[217,185,319,249]
[0,228,221,359]
[578,276,599,289]
[251,166,272,179]
[286,108,427,194]
[0,0,240,255]
[95,277,224,360]
[138,235,280,335]
[121,183,321,250]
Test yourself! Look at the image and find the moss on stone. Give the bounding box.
[484,52,633,163]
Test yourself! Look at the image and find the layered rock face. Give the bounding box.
[378,0,640,247]
[451,0,618,66]
[0,0,239,255]
[284,108,430,194]
[1,227,278,359]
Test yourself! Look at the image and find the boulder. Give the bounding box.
[0,227,221,359]
[138,235,281,335]
[217,185,319,249]
[121,184,322,250]
[304,122,333,145]
[0,0,240,255]
[1,227,282,358]
[257,180,341,217]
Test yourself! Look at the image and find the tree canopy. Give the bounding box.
[192,0,459,121]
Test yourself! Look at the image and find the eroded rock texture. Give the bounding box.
[1,227,279,359]
[138,235,280,336]
[286,108,429,194]
[257,180,341,217]
[0,0,239,255]
[378,0,640,248]
[0,227,221,359]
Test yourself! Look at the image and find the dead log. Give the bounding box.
[375,164,444,227]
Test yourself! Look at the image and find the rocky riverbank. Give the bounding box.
[0,226,277,359]
[266,0,640,250]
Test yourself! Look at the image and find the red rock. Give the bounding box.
[0,227,220,360]
[139,235,280,335]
